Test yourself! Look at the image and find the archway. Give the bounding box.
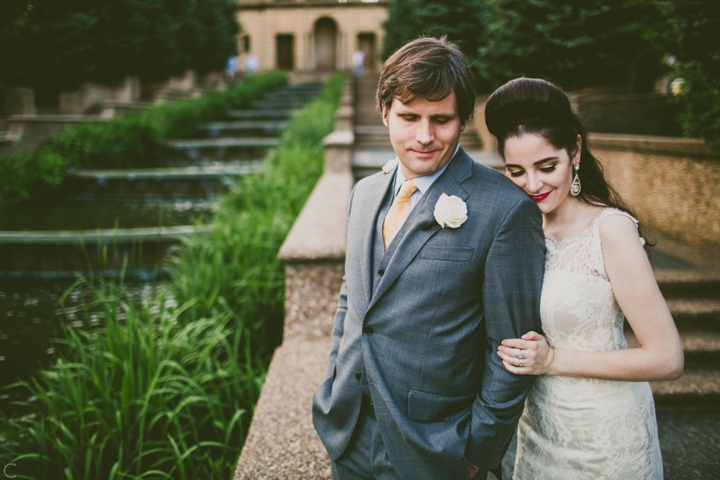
[314,17,337,71]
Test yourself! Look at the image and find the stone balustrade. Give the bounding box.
[234,76,354,479]
[591,133,720,254]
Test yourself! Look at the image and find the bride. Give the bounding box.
[485,78,684,479]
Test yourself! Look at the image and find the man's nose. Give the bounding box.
[415,119,435,145]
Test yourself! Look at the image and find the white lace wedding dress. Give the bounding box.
[513,209,663,480]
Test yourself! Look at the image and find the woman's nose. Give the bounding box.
[526,174,543,193]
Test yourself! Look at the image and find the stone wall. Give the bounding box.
[59,77,141,114]
[234,77,354,479]
[237,3,387,73]
[591,134,720,253]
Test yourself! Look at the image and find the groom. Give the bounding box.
[312,37,546,479]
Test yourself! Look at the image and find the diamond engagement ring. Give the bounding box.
[516,352,526,367]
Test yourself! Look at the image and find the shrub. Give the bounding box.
[0,73,345,480]
[381,0,661,92]
[634,0,720,152]
[0,72,287,206]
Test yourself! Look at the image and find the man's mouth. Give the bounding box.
[411,149,437,157]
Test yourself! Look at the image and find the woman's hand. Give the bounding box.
[498,331,555,375]
[381,158,398,174]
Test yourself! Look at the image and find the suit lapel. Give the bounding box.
[358,170,395,307]
[366,149,474,313]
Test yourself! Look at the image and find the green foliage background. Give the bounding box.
[634,0,720,153]
[382,0,720,150]
[0,0,239,103]
[0,73,345,480]
[382,0,661,92]
[0,73,287,207]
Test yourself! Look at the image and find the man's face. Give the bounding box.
[382,92,465,179]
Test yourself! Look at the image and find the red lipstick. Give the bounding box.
[530,192,550,202]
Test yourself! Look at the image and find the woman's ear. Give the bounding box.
[574,134,582,163]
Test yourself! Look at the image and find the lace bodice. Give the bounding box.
[514,208,662,480]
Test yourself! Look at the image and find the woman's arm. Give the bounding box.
[498,214,684,381]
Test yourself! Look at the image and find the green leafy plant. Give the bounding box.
[634,0,720,152]
[0,72,287,207]
[0,73,345,480]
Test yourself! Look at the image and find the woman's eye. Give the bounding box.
[540,165,556,173]
[509,170,524,177]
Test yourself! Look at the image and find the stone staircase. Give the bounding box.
[638,236,720,407]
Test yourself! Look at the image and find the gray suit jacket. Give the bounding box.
[312,148,545,479]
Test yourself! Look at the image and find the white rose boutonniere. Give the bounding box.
[434,193,468,228]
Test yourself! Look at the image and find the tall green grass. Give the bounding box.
[0,73,287,206]
[0,73,345,479]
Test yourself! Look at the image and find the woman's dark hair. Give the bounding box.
[485,77,640,224]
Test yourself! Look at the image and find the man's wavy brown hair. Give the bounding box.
[377,36,476,125]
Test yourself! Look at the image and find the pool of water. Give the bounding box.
[0,278,162,409]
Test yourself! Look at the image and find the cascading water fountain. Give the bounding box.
[0,82,324,405]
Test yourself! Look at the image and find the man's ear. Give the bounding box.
[460,123,466,133]
[381,104,389,127]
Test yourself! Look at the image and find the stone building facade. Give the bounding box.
[237,0,388,74]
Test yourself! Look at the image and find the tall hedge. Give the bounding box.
[476,0,660,91]
[382,0,490,76]
[382,0,660,92]
[0,0,239,102]
[634,0,720,153]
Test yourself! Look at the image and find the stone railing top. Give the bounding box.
[322,129,354,147]
[101,100,154,108]
[0,225,211,245]
[278,171,353,263]
[589,133,718,159]
[243,0,388,8]
[335,104,353,119]
[7,114,107,123]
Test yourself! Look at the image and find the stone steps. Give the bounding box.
[196,120,286,138]
[164,137,278,161]
[651,369,720,406]
[226,109,293,120]
[626,330,720,364]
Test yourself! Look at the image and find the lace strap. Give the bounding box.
[587,209,644,278]
[593,208,644,243]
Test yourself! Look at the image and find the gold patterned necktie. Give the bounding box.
[383,180,418,249]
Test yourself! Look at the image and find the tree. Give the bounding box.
[382,0,491,86]
[634,0,720,152]
[475,0,660,92]
[381,0,660,92]
[0,0,240,103]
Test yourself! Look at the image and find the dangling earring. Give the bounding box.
[570,163,581,196]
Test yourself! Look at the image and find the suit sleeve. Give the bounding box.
[325,184,357,378]
[465,196,546,469]
[326,278,348,377]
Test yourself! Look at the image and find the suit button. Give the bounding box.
[363,326,374,335]
[355,372,362,380]
[377,269,385,276]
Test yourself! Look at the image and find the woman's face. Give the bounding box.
[503,133,579,215]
